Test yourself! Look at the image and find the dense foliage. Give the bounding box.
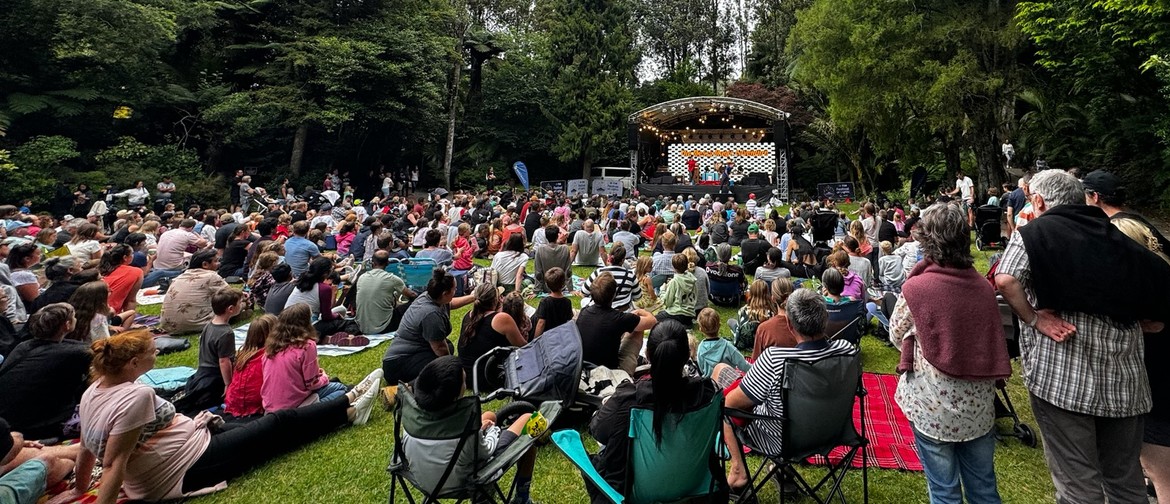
[2,0,1167,205]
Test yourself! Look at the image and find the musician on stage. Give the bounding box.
[719,159,732,193]
[686,155,698,184]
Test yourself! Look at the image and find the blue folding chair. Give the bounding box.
[552,394,727,504]
[387,257,437,292]
[826,298,866,346]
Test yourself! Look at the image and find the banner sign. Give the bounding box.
[817,182,855,201]
[512,161,529,191]
[539,180,566,193]
[566,179,589,197]
[591,178,624,196]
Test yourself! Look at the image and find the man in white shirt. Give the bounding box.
[571,219,605,266]
[944,171,976,227]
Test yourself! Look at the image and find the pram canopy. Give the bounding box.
[502,321,584,404]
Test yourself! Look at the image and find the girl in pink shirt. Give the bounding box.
[261,305,347,412]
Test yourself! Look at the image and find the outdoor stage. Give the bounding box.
[636,183,772,202]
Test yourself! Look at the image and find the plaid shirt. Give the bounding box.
[997,231,1150,417]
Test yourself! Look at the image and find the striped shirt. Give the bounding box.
[997,231,1150,418]
[580,266,642,309]
[738,339,858,456]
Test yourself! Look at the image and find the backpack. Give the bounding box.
[733,318,760,352]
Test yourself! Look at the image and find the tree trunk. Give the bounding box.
[442,59,461,189]
[971,112,1005,202]
[582,156,592,180]
[289,123,308,177]
[942,133,961,176]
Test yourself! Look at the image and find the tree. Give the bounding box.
[790,0,1023,196]
[545,0,641,178]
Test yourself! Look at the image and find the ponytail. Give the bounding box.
[647,319,690,444]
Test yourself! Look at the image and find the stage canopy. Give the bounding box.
[627,96,792,202]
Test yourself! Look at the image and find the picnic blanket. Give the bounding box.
[135,290,166,306]
[133,315,160,327]
[811,372,923,471]
[137,366,196,395]
[231,323,394,357]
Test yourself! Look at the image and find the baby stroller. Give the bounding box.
[993,297,1037,447]
[472,321,601,427]
[975,205,1007,250]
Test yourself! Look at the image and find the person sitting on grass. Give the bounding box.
[826,251,865,302]
[262,263,295,316]
[577,272,658,376]
[752,278,798,359]
[65,281,134,342]
[457,284,529,389]
[753,247,790,284]
[261,304,350,412]
[588,319,723,504]
[502,291,533,342]
[534,225,570,294]
[178,287,245,415]
[657,254,697,327]
[1,417,79,504]
[403,356,538,503]
[728,279,776,342]
[160,250,230,334]
[224,314,278,419]
[0,304,91,441]
[533,267,573,338]
[694,307,750,378]
[61,329,381,503]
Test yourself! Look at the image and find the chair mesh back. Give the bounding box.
[782,354,861,459]
[826,300,864,345]
[627,395,723,504]
[398,387,480,440]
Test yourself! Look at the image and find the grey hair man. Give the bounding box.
[995,169,1170,503]
[717,287,859,490]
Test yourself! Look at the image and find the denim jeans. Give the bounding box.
[143,267,183,288]
[912,427,1002,504]
[866,302,889,328]
[314,381,348,403]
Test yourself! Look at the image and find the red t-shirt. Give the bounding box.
[104,264,143,312]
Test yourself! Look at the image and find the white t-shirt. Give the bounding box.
[956,176,974,202]
[382,176,393,189]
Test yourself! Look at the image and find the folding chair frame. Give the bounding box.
[387,385,523,504]
[726,366,869,503]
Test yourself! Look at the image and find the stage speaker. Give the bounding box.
[741,174,770,185]
[628,124,639,149]
[650,175,674,184]
[774,124,787,147]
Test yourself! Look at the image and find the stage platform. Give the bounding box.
[636,183,772,202]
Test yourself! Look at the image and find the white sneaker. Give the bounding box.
[351,369,384,426]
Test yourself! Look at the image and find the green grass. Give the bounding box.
[138,229,1053,503]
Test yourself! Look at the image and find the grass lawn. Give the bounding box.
[142,212,1052,503]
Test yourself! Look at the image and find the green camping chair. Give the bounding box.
[727,353,868,503]
[387,383,561,503]
[552,394,727,504]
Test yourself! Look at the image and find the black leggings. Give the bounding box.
[181,396,350,493]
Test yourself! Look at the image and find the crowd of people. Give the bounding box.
[0,167,1168,504]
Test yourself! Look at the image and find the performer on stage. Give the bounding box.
[686,155,698,184]
[719,159,732,193]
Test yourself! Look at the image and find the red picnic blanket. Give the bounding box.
[811,372,923,471]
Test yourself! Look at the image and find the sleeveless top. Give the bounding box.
[459,312,512,387]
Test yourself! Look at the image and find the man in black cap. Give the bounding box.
[1083,169,1170,251]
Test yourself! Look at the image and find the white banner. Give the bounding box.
[592,178,624,196]
[566,179,589,197]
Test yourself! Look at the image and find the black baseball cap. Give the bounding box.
[1082,170,1122,197]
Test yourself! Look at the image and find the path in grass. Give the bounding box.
[144,213,1053,503]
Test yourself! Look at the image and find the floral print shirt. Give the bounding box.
[890,297,996,443]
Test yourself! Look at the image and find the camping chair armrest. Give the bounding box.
[474,433,539,485]
[551,430,624,504]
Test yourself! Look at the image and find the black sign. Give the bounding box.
[539,180,566,193]
[817,182,855,201]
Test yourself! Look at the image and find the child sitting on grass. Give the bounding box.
[694,308,750,378]
[533,267,573,338]
[224,314,278,418]
[657,254,697,327]
[404,356,538,503]
[178,287,245,415]
[877,241,906,293]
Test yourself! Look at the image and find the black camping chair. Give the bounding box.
[727,353,869,503]
[387,384,560,503]
[826,299,866,346]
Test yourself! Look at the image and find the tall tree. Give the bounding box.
[545,0,640,178]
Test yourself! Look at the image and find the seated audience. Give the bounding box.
[739,224,769,276]
[705,243,747,306]
[355,250,413,335]
[144,218,207,287]
[66,223,102,268]
[160,250,229,334]
[752,278,798,359]
[285,257,350,335]
[490,234,528,293]
[578,243,641,310]
[31,257,85,312]
[1,417,78,504]
[66,281,133,341]
[178,288,245,415]
[0,304,91,440]
[587,319,721,503]
[403,356,537,503]
[224,314,277,418]
[382,270,474,384]
[533,267,573,337]
[99,244,143,314]
[576,272,657,375]
[657,254,697,327]
[64,330,381,503]
[570,219,605,266]
[754,248,790,284]
[718,289,859,491]
[6,243,41,312]
[826,251,865,301]
[217,223,252,278]
[246,251,280,309]
[262,304,349,412]
[695,308,749,378]
[877,240,906,292]
[534,226,570,293]
[728,279,775,343]
[415,229,453,267]
[262,263,295,315]
[457,284,529,388]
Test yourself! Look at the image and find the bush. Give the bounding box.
[94,137,228,208]
[2,136,81,205]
